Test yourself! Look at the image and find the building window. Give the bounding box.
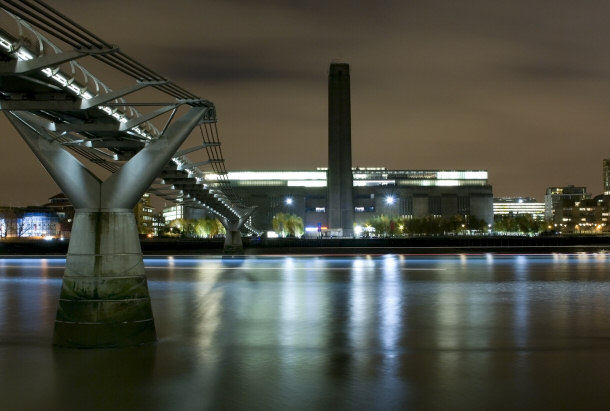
[458,196,470,215]
[429,197,441,215]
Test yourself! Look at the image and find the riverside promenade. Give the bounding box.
[1,235,610,255]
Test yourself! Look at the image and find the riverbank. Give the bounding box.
[1,235,610,255]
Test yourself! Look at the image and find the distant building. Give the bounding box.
[555,195,610,233]
[493,197,545,219]
[545,186,590,224]
[0,192,78,238]
[134,193,155,236]
[604,159,610,195]
[42,193,74,238]
[0,206,61,238]
[151,213,165,237]
[162,204,210,223]
[172,63,494,237]
[204,168,493,235]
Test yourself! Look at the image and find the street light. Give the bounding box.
[385,195,395,205]
[285,197,293,205]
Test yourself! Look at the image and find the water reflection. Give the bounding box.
[2,254,610,409]
[513,255,530,347]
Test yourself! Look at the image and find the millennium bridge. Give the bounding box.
[0,0,256,347]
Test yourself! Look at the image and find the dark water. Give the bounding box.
[2,253,610,410]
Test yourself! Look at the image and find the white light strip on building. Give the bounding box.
[354,180,395,186]
[493,203,545,215]
[436,180,460,186]
[208,170,488,182]
[437,171,488,180]
[206,171,327,181]
[287,180,327,187]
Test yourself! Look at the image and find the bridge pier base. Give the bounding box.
[224,230,244,254]
[54,210,155,347]
[221,207,257,254]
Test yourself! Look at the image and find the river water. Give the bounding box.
[2,253,610,410]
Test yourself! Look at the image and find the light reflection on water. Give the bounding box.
[2,254,610,410]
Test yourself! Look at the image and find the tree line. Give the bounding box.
[159,213,547,239]
[272,212,304,237]
[492,214,548,235]
[363,214,488,237]
[160,218,225,238]
[362,214,547,237]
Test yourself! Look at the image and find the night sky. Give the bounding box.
[1,0,610,206]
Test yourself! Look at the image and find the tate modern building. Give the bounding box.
[204,63,493,235]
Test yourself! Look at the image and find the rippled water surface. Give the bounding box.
[2,253,610,410]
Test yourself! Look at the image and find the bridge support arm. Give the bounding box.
[102,106,209,209]
[4,112,101,209]
[220,207,257,254]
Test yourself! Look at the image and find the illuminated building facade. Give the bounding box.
[205,168,493,235]
[493,197,545,219]
[554,196,610,233]
[134,193,155,236]
[162,204,209,223]
[171,63,493,236]
[602,159,610,195]
[0,207,61,238]
[545,186,590,223]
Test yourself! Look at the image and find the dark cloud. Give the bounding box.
[217,0,399,22]
[508,61,607,80]
[2,0,610,206]
[154,46,321,84]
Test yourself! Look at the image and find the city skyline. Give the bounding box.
[1,0,610,206]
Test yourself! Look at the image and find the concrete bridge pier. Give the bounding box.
[221,207,257,254]
[56,208,154,347]
[224,228,244,254]
[6,107,209,347]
